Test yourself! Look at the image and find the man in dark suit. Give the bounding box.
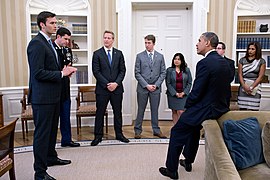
[53,27,80,147]
[91,30,129,146]
[159,32,231,179]
[216,41,236,106]
[27,11,77,180]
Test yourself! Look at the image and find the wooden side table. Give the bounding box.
[0,93,3,127]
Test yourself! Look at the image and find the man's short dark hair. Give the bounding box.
[56,27,71,37]
[202,32,219,48]
[218,42,226,49]
[144,34,156,44]
[37,11,56,30]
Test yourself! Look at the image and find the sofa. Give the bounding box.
[202,111,270,180]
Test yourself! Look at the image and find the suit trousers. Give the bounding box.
[60,99,72,144]
[165,120,202,172]
[94,93,123,138]
[134,92,161,134]
[32,102,60,176]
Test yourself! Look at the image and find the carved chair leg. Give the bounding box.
[105,114,108,134]
[21,119,25,139]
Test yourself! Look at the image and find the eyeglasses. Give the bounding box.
[216,48,223,50]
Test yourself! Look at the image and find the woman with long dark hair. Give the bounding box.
[238,41,266,110]
[165,53,192,124]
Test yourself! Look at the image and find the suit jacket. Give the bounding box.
[27,33,62,104]
[166,67,192,96]
[92,47,126,95]
[134,50,166,94]
[180,51,231,126]
[53,43,72,101]
[224,56,235,83]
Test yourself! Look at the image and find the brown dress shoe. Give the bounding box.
[134,134,141,139]
[153,132,167,138]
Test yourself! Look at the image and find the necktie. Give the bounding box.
[149,52,153,63]
[48,39,59,65]
[107,50,112,65]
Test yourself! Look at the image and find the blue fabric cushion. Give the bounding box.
[223,117,264,170]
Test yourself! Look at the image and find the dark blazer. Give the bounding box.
[166,67,192,96]
[225,56,235,83]
[180,51,231,126]
[53,43,72,101]
[27,33,62,104]
[225,56,235,105]
[92,47,126,95]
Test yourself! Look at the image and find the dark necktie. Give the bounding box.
[149,52,153,63]
[107,50,112,65]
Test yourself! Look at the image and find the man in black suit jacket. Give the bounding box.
[91,30,129,146]
[53,27,80,148]
[159,32,231,179]
[216,41,236,106]
[27,11,77,180]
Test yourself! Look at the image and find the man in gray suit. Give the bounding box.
[134,34,167,139]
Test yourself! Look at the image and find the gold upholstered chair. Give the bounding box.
[20,88,33,139]
[0,118,18,180]
[76,86,108,134]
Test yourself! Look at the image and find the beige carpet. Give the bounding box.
[2,141,205,180]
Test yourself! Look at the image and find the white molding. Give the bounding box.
[237,0,270,15]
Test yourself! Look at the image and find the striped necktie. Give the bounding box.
[48,39,59,65]
[149,52,153,63]
[107,50,112,65]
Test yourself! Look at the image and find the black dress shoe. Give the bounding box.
[179,159,192,172]
[35,172,56,180]
[91,138,102,146]
[116,135,130,143]
[159,167,178,179]
[61,141,80,147]
[47,157,71,167]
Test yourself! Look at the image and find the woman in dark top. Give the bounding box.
[238,41,266,110]
[166,53,192,124]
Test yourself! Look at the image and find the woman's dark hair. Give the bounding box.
[245,41,262,59]
[171,53,187,73]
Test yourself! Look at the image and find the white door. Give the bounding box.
[133,7,192,120]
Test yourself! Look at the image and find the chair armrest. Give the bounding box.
[203,120,241,180]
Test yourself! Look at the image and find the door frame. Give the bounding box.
[116,0,209,123]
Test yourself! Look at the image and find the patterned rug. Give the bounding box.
[4,139,205,180]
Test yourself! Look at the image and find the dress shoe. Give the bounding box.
[179,159,192,172]
[116,135,130,143]
[153,132,167,138]
[35,172,56,180]
[91,138,102,146]
[134,134,141,139]
[61,141,80,147]
[159,167,179,179]
[47,157,71,167]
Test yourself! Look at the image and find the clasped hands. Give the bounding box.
[147,84,157,92]
[62,64,77,77]
[176,92,185,98]
[243,84,253,95]
[107,82,118,92]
